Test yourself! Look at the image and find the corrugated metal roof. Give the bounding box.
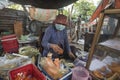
[9,0,78,9]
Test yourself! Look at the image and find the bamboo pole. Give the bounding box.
[104,9,120,14]
[86,12,105,69]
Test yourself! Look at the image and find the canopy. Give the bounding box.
[9,0,78,9]
[90,0,120,22]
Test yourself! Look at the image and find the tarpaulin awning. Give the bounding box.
[29,7,57,22]
[9,0,78,9]
[90,0,120,22]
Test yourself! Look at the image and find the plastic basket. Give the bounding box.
[9,64,46,80]
[1,34,19,53]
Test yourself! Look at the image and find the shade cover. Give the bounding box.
[9,0,78,9]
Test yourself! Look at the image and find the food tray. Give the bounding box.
[37,54,72,80]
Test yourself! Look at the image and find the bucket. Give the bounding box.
[72,66,92,80]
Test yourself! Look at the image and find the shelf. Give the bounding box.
[97,38,120,55]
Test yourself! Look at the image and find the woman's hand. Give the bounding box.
[50,44,63,54]
[69,52,76,60]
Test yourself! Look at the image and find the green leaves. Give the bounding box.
[73,0,96,22]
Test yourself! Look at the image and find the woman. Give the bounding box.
[41,14,76,60]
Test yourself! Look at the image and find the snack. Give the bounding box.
[107,73,120,80]
[93,70,104,79]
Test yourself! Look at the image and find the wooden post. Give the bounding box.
[14,21,23,39]
[86,12,105,69]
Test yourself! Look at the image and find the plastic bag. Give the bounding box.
[72,66,92,80]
